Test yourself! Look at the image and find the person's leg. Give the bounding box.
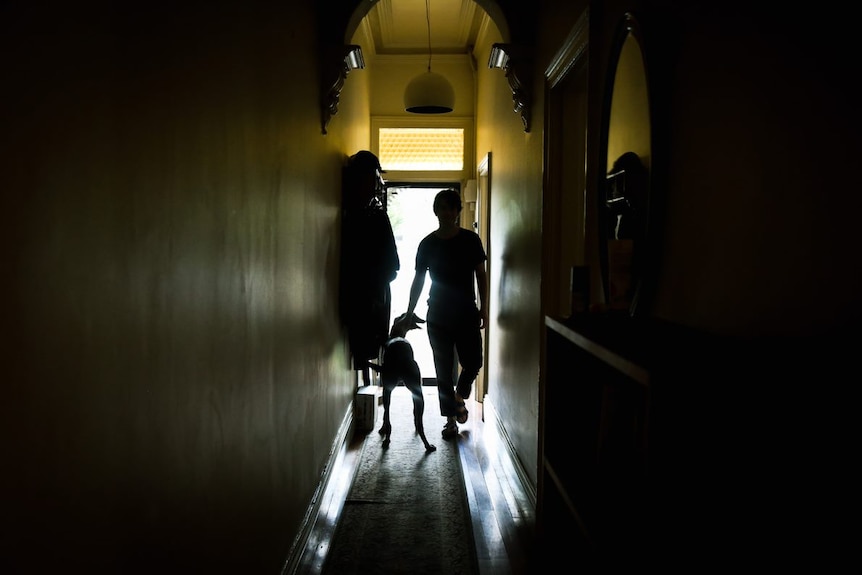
[428,321,457,417]
[454,323,483,401]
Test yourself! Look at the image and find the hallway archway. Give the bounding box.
[342,0,510,46]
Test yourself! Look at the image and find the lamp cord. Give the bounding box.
[425,0,432,72]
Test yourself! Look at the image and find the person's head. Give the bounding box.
[344,150,386,209]
[432,188,462,224]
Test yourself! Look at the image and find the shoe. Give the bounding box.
[454,400,469,424]
[442,421,459,439]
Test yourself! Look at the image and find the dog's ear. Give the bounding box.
[392,313,407,330]
[404,313,425,331]
[392,312,426,333]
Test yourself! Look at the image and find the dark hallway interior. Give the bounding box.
[3,1,860,573]
[291,391,536,574]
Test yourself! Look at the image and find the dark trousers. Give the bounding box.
[427,312,483,417]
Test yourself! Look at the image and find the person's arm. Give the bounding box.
[475,262,488,329]
[406,270,426,317]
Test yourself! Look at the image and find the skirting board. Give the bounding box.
[484,394,538,508]
[281,403,356,575]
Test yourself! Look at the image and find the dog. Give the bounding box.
[367,313,436,452]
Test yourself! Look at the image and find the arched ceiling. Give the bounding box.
[364,0,485,55]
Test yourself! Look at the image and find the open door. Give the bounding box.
[474,153,491,404]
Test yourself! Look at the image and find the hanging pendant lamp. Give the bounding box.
[404,0,454,114]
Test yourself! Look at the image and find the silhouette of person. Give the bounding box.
[339,151,400,385]
[606,151,647,241]
[402,189,487,439]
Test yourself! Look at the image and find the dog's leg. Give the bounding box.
[406,361,436,452]
[378,375,393,448]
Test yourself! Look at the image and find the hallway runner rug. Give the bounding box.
[321,387,479,575]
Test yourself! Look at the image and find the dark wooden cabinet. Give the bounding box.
[537,314,855,570]
[539,316,650,562]
[537,314,735,567]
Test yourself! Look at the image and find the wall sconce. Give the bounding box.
[488,43,531,132]
[321,45,365,135]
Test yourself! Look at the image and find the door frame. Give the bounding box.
[475,153,492,404]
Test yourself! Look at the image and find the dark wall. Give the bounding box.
[535,1,860,565]
[1,1,353,572]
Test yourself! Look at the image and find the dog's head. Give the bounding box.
[390,312,426,338]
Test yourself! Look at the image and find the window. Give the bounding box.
[371,116,474,180]
[378,128,464,171]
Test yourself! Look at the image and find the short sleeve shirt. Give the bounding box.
[415,228,486,312]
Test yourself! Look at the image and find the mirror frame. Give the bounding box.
[597,12,653,317]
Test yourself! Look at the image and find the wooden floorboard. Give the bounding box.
[292,387,536,575]
[459,398,536,575]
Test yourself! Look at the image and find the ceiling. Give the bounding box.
[364,0,485,56]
